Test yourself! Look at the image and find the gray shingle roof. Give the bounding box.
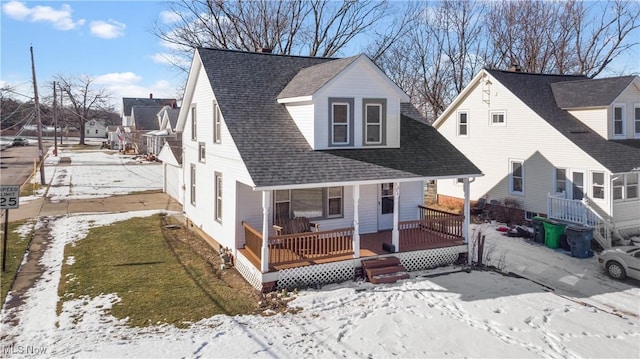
[277,56,359,99]
[198,48,480,188]
[165,137,183,165]
[486,69,640,173]
[131,105,162,131]
[551,76,636,109]
[123,97,176,116]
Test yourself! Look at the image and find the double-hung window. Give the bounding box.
[198,142,206,163]
[592,171,605,199]
[457,111,468,137]
[626,173,638,200]
[510,160,524,195]
[613,104,625,137]
[554,168,566,195]
[215,172,223,222]
[490,110,506,126]
[613,172,639,201]
[274,187,344,221]
[191,105,197,140]
[329,98,354,147]
[213,101,221,144]
[363,99,386,145]
[190,164,196,205]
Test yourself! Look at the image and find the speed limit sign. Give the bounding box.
[0,185,20,209]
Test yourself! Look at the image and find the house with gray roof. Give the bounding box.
[121,95,176,127]
[175,48,481,291]
[434,68,640,249]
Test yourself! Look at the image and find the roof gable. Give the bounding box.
[123,97,176,116]
[131,105,162,131]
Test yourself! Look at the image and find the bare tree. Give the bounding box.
[151,0,396,72]
[54,75,111,145]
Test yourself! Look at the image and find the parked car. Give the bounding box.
[597,246,640,280]
[12,137,29,146]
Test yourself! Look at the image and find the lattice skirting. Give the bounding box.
[396,245,467,272]
[235,252,264,291]
[276,260,356,291]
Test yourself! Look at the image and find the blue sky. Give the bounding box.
[1,0,186,110]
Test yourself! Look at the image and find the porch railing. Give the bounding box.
[546,195,598,226]
[419,205,460,220]
[269,228,353,264]
[243,221,263,261]
[399,216,464,248]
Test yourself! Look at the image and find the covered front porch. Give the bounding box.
[240,206,464,272]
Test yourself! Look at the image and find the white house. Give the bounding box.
[144,105,181,155]
[173,48,481,291]
[84,119,107,138]
[434,68,640,248]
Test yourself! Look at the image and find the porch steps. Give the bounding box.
[361,257,410,284]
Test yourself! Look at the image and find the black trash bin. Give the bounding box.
[566,226,594,258]
[531,216,546,244]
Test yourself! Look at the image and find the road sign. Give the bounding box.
[0,185,20,209]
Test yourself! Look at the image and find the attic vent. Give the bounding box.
[568,128,589,134]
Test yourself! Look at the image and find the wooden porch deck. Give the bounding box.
[239,222,464,273]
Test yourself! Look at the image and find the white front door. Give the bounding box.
[378,183,394,230]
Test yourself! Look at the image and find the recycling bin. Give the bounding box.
[543,220,567,249]
[532,216,546,244]
[566,226,594,258]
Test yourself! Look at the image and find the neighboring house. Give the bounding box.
[172,48,481,291]
[434,68,640,248]
[158,137,183,204]
[121,95,176,127]
[85,119,107,138]
[144,105,181,155]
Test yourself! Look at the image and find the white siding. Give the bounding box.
[612,201,640,230]
[164,163,182,205]
[314,60,403,150]
[612,83,640,139]
[183,64,256,250]
[569,108,607,138]
[284,102,315,147]
[437,73,609,216]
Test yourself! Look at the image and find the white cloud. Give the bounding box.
[90,20,126,39]
[2,1,85,30]
[159,10,181,24]
[94,72,180,110]
[95,72,142,85]
[151,52,191,69]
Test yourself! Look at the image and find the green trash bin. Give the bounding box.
[543,220,567,249]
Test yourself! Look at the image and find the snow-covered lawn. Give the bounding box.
[2,147,638,358]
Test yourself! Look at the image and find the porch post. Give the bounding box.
[353,184,360,258]
[261,190,271,272]
[463,178,471,265]
[392,182,400,252]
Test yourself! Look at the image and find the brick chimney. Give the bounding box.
[149,93,153,99]
[257,48,272,53]
[508,64,522,72]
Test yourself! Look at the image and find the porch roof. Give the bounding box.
[198,48,481,189]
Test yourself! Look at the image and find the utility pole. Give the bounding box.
[59,83,64,145]
[30,46,45,184]
[53,81,58,156]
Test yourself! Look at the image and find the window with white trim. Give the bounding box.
[191,105,197,140]
[213,101,221,144]
[198,142,205,163]
[554,168,566,195]
[215,172,222,222]
[490,110,506,126]
[613,104,625,137]
[613,176,624,201]
[626,173,638,200]
[634,104,640,137]
[274,187,344,221]
[510,160,524,194]
[457,111,468,137]
[190,164,196,205]
[592,171,605,199]
[365,103,382,144]
[332,102,350,145]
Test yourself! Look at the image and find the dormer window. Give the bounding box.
[329,98,354,146]
[363,99,386,146]
[613,104,625,137]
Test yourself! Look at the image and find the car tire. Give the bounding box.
[606,261,626,280]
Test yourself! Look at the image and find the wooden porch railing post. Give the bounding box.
[261,190,271,272]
